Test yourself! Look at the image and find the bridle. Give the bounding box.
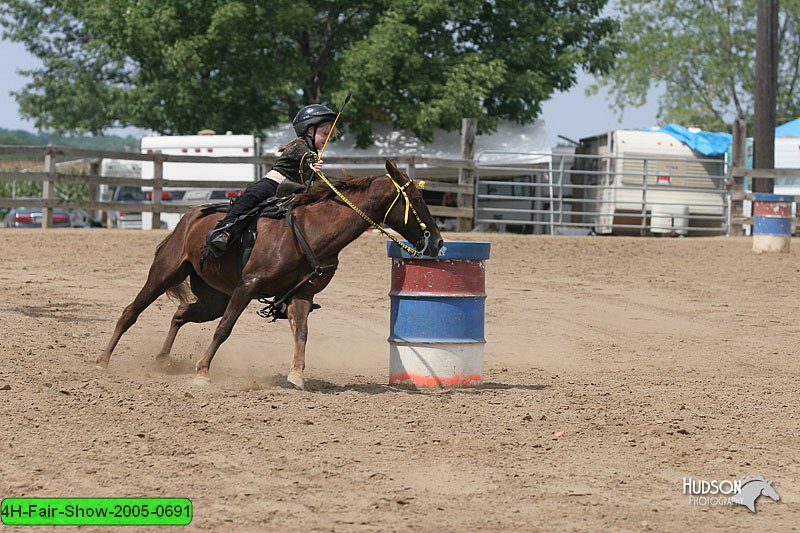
[315,170,431,256]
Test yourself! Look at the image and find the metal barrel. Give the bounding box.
[387,241,491,387]
[752,193,794,253]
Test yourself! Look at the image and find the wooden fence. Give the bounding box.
[727,119,800,234]
[0,145,474,229]
[727,166,800,234]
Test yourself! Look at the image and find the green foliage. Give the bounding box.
[1,0,618,146]
[0,180,87,202]
[593,0,800,131]
[0,128,138,151]
[54,182,89,202]
[0,179,41,199]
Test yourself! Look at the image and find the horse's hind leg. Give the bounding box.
[155,273,230,361]
[96,252,192,369]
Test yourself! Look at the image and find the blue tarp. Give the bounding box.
[643,119,800,155]
[649,124,732,156]
[776,118,800,137]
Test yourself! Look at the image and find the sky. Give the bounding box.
[0,39,41,132]
[0,38,663,146]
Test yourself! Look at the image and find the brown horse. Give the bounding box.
[96,160,443,389]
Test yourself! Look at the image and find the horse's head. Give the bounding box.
[735,476,781,512]
[761,480,780,502]
[382,160,444,257]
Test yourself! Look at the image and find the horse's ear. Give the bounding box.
[385,159,401,181]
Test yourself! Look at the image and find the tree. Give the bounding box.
[1,0,619,145]
[593,0,800,131]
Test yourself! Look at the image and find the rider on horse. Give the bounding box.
[205,104,338,258]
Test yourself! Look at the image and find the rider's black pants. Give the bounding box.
[213,177,279,231]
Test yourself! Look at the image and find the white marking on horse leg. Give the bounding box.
[193,367,211,386]
[193,375,211,387]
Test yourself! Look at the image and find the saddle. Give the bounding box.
[199,194,296,221]
[200,194,296,271]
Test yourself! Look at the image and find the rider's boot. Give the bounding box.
[206,224,233,258]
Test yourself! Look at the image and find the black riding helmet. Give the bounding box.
[292,104,337,138]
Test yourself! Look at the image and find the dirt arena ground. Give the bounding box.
[0,229,798,531]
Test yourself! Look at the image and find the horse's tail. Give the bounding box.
[165,279,194,304]
[152,213,198,305]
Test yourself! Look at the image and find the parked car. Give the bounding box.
[106,186,146,229]
[66,208,103,228]
[3,207,72,228]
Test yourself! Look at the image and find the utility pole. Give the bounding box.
[753,0,778,193]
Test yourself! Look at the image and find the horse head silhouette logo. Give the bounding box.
[732,476,780,513]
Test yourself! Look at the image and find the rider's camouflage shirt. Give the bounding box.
[271,137,318,185]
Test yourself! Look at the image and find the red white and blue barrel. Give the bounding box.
[387,241,490,387]
[752,193,794,253]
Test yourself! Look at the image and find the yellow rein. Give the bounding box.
[315,171,428,256]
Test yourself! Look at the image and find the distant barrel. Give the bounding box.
[387,241,490,388]
[752,193,794,253]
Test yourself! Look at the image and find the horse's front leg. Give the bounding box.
[286,298,313,390]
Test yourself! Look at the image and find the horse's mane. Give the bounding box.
[739,476,767,486]
[293,174,379,207]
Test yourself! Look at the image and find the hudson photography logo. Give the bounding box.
[682,476,780,512]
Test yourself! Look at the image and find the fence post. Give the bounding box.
[458,118,477,232]
[730,119,747,235]
[42,146,56,229]
[152,155,163,230]
[405,156,416,179]
[89,159,101,224]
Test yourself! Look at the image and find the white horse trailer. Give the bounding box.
[773,137,800,196]
[576,130,727,235]
[771,137,800,227]
[140,132,261,230]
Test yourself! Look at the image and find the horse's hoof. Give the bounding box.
[193,375,211,387]
[287,372,305,391]
[94,360,109,370]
